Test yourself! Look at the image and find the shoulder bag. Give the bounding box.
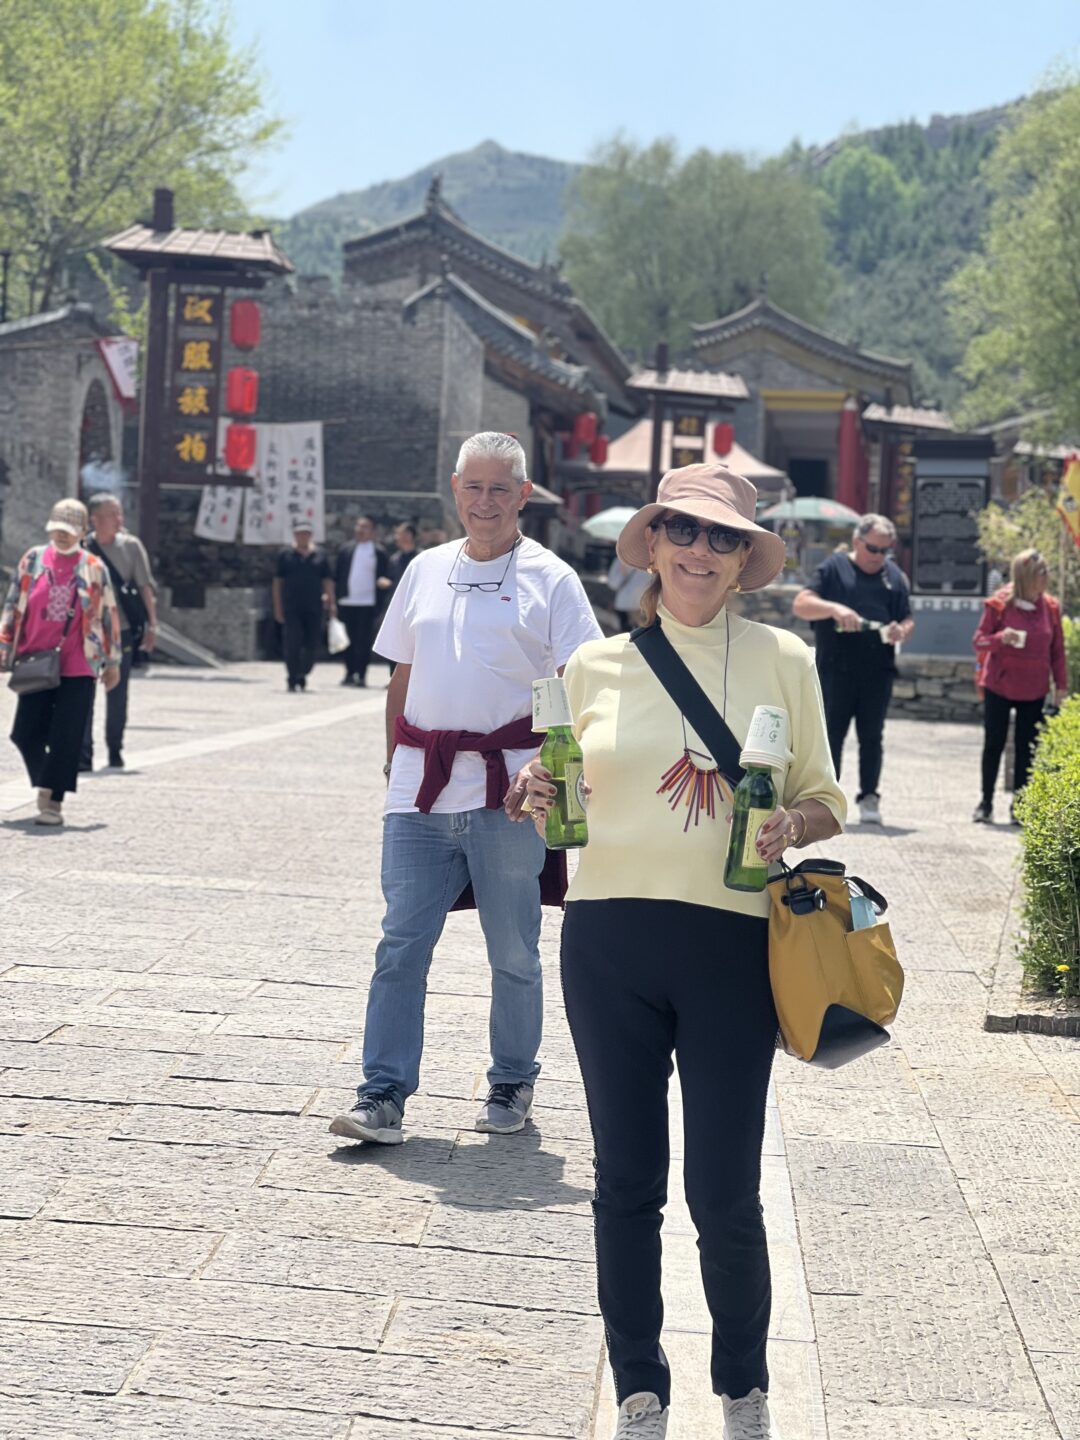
[8,589,78,697]
[631,618,904,1068]
[87,538,147,646]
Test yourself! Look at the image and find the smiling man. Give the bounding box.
[792,513,914,825]
[330,432,601,1147]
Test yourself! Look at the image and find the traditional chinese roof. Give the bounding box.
[692,296,913,390]
[862,402,954,432]
[344,184,632,411]
[0,302,116,342]
[402,271,605,413]
[102,223,294,274]
[626,366,749,402]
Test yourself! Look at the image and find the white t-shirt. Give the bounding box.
[377,537,602,814]
[342,542,377,606]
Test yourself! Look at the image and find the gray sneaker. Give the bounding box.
[475,1081,534,1134]
[328,1090,403,1145]
[857,792,881,825]
[614,1392,668,1438]
[723,1388,779,1439]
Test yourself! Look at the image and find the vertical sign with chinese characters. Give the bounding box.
[238,423,325,545]
[170,287,222,481]
[669,407,707,469]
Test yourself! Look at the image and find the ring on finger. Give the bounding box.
[521,796,534,814]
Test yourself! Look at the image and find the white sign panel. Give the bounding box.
[194,484,241,541]
[96,337,139,403]
[239,423,324,545]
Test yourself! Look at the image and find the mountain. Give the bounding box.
[277,140,576,277]
[276,109,1020,406]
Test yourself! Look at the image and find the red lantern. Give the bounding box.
[713,422,735,458]
[230,300,261,350]
[564,435,581,461]
[224,422,257,471]
[589,435,609,467]
[225,366,259,417]
[585,492,602,518]
[573,411,598,446]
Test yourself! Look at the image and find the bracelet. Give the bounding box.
[789,808,808,847]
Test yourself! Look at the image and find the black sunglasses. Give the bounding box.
[861,541,891,556]
[658,516,745,556]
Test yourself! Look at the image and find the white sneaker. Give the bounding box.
[614,1392,669,1439]
[722,1388,779,1439]
[857,793,881,825]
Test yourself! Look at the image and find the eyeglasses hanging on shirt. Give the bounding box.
[446,535,521,594]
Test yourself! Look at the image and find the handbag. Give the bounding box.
[631,618,904,1068]
[87,538,148,647]
[8,596,78,697]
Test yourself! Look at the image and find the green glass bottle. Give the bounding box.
[724,765,778,892]
[539,725,588,850]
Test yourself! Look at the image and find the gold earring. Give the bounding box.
[647,565,656,574]
[733,581,742,593]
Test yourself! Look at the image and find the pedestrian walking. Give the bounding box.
[334,516,390,686]
[792,513,914,825]
[607,552,650,632]
[382,523,420,677]
[329,432,600,1147]
[79,492,157,771]
[272,520,336,693]
[517,463,844,1440]
[0,499,122,826]
[972,547,1067,825]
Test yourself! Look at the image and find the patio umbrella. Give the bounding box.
[581,506,639,543]
[758,497,861,526]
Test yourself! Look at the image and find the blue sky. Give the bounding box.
[230,0,1080,217]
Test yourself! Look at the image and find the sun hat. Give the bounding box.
[45,498,89,538]
[616,462,787,592]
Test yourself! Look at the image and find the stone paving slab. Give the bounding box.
[0,1394,352,1440]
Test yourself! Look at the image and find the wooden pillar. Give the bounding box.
[648,341,669,502]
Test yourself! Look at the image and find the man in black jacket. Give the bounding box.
[334,516,390,687]
[792,513,915,826]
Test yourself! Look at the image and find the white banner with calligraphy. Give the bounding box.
[96,337,139,404]
[242,422,325,545]
[194,484,241,542]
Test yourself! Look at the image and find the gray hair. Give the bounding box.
[455,431,528,482]
[87,491,122,517]
[855,513,897,544]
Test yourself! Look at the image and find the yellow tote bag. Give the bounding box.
[767,860,904,1068]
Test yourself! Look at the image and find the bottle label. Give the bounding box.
[741,808,772,868]
[564,760,586,823]
[532,677,573,731]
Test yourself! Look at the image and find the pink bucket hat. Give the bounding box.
[617,462,786,592]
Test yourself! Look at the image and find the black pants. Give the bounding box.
[561,898,777,1407]
[820,665,894,799]
[340,604,376,684]
[981,689,1045,808]
[11,675,96,801]
[81,638,133,765]
[283,608,321,685]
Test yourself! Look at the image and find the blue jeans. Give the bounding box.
[360,807,546,1103]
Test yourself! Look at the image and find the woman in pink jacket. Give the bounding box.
[972,548,1067,824]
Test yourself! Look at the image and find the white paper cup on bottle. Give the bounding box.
[739,705,790,770]
[1013,629,1027,649]
[532,676,573,731]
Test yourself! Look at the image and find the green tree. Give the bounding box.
[975,489,1080,614]
[0,0,282,317]
[820,146,919,273]
[949,79,1080,431]
[560,136,830,354]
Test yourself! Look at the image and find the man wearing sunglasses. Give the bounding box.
[793,513,914,825]
[330,431,600,1148]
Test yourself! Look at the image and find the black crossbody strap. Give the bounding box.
[87,537,128,594]
[630,619,745,782]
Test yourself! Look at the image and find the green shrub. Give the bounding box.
[1015,695,1080,998]
[1063,614,1080,695]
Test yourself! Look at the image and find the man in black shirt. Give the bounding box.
[793,514,914,824]
[272,520,336,692]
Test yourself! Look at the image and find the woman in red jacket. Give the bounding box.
[972,548,1067,824]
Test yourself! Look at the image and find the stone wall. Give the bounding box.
[157,583,266,662]
[0,307,124,576]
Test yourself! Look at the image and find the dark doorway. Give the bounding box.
[788,458,829,498]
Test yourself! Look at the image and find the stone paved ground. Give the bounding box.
[0,662,1078,1440]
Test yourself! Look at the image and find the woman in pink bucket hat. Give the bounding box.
[517,462,845,1439]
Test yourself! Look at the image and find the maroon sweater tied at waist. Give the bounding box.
[392,712,567,908]
[394,712,541,813]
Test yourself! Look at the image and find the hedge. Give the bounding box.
[1015,694,1080,998]
[1064,614,1080,695]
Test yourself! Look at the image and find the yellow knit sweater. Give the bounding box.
[563,604,846,919]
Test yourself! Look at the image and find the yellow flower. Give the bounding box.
[1056,964,1071,972]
